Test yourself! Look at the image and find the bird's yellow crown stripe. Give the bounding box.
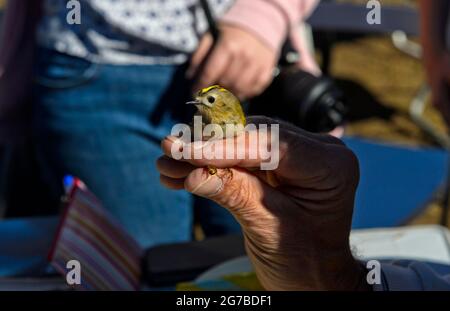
[199,85,224,95]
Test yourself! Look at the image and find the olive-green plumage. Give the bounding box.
[188,85,246,138]
[187,85,246,176]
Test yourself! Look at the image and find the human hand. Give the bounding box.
[187,24,278,99]
[156,116,369,290]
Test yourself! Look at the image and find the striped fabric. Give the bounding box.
[48,179,143,290]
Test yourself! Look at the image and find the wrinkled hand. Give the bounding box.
[157,116,368,290]
[187,24,278,99]
[424,51,450,125]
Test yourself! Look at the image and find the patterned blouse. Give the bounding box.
[37,0,234,64]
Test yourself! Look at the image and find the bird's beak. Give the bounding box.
[185,100,200,105]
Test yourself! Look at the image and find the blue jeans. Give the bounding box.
[32,49,240,248]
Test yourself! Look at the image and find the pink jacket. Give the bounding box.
[0,0,318,142]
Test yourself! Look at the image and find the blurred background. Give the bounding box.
[330,0,440,146]
[0,0,447,225]
[0,0,449,290]
[314,0,449,225]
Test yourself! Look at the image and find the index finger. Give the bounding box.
[161,131,267,169]
[186,34,213,79]
[193,44,231,91]
[161,117,356,187]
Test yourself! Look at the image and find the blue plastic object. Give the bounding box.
[344,137,448,229]
[0,217,58,277]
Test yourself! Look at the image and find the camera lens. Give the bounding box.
[248,67,347,133]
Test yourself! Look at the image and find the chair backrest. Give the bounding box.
[344,137,448,229]
[308,2,419,36]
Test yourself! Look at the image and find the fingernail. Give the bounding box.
[165,135,177,143]
[190,140,208,150]
[165,135,186,145]
[190,170,224,197]
[165,136,186,153]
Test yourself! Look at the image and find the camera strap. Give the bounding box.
[199,0,220,42]
[187,0,221,81]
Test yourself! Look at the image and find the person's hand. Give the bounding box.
[187,24,278,99]
[156,116,369,290]
[423,51,450,125]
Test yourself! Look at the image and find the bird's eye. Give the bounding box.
[207,96,215,104]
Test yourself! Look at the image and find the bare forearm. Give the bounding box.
[419,0,449,59]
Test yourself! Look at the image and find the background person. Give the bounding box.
[0,0,319,247]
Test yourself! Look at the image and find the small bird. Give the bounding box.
[187,85,246,137]
[186,85,246,176]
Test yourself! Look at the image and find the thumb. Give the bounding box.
[184,167,266,217]
[186,33,213,79]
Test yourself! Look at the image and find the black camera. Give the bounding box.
[197,0,347,133]
[248,44,347,133]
